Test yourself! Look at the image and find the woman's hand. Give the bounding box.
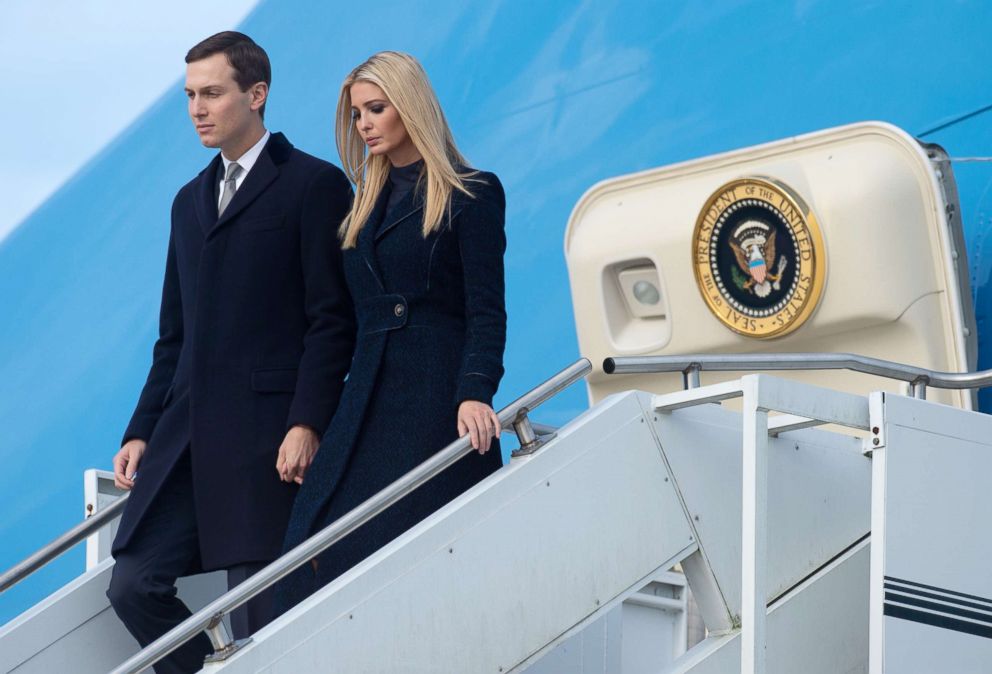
[276,425,320,484]
[457,400,501,454]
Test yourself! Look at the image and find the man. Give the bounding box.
[106,32,354,673]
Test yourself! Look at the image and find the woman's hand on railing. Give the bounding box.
[113,439,147,490]
[457,400,500,454]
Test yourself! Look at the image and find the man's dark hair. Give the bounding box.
[186,31,271,119]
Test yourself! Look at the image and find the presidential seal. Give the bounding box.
[692,177,826,339]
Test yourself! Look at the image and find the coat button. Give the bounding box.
[394,303,405,317]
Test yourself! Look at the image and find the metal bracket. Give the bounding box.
[864,391,886,456]
[203,638,252,664]
[510,411,557,458]
[683,364,701,390]
[202,615,251,663]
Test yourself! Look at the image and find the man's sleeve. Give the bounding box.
[287,165,357,434]
[122,205,184,445]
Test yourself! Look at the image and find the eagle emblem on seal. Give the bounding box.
[728,221,788,298]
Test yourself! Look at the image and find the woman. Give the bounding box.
[277,51,506,610]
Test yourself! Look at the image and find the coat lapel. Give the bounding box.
[374,189,424,243]
[359,187,392,292]
[194,154,223,235]
[209,152,277,237]
[206,132,294,238]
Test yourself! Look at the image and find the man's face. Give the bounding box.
[184,53,263,152]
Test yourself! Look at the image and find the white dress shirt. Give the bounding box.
[218,130,270,208]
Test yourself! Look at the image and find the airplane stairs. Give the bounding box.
[4,359,990,673]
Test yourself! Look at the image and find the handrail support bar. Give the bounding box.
[202,616,249,663]
[684,364,701,390]
[510,410,558,458]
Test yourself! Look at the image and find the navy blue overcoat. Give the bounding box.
[112,133,356,570]
[277,170,506,609]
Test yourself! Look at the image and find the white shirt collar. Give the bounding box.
[221,130,270,177]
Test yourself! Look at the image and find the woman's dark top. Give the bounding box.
[277,168,507,612]
[386,159,423,214]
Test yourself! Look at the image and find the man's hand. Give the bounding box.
[276,425,320,484]
[457,400,501,454]
[113,439,147,490]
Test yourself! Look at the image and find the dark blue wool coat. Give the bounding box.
[276,170,506,610]
[112,133,356,570]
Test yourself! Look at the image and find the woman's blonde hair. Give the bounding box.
[336,51,474,248]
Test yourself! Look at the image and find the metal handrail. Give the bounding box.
[111,358,591,674]
[603,352,992,399]
[0,426,562,596]
[0,492,130,593]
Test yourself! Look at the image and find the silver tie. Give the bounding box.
[218,162,243,217]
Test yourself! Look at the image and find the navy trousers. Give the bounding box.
[107,450,274,674]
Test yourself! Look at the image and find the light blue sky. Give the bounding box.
[0,0,258,241]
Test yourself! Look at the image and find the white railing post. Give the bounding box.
[740,375,768,674]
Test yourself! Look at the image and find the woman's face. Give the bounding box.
[350,81,421,167]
